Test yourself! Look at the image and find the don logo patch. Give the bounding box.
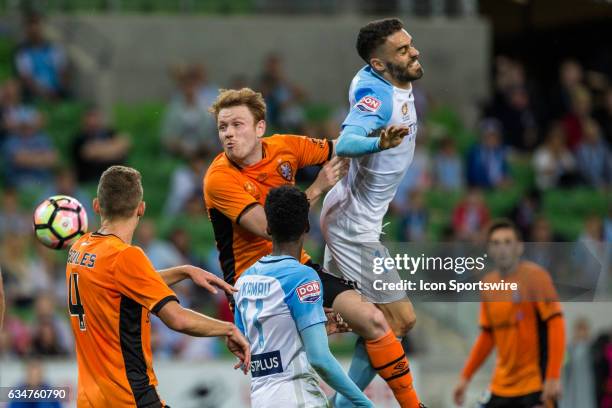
[277,161,293,181]
[296,280,321,303]
[355,96,381,113]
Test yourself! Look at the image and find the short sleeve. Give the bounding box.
[114,246,178,314]
[204,169,259,224]
[342,85,393,135]
[478,302,492,331]
[281,135,332,168]
[234,300,246,336]
[531,268,563,321]
[282,266,327,332]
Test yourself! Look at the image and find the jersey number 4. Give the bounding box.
[69,272,86,331]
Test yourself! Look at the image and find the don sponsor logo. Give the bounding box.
[251,350,283,378]
[355,96,381,113]
[296,280,321,303]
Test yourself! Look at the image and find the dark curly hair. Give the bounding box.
[264,185,310,243]
[357,18,404,64]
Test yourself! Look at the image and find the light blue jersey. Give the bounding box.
[234,255,329,408]
[323,65,418,236]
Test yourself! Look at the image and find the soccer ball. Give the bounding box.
[33,195,88,250]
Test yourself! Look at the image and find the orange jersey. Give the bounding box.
[204,134,332,283]
[66,232,177,408]
[479,261,563,397]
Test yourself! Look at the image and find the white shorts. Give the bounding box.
[321,197,407,304]
[251,379,329,408]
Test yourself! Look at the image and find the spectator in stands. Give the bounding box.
[574,215,607,293]
[594,88,612,145]
[593,327,612,408]
[30,318,67,357]
[392,133,431,212]
[466,118,510,189]
[398,190,428,242]
[163,148,209,216]
[563,85,593,150]
[41,167,93,220]
[169,228,203,268]
[14,13,69,102]
[452,188,490,242]
[162,64,218,158]
[7,358,62,408]
[575,119,612,188]
[533,121,577,190]
[2,107,57,189]
[0,235,41,302]
[135,219,184,270]
[0,188,31,238]
[432,136,463,191]
[257,53,306,132]
[0,79,43,141]
[194,63,219,113]
[72,107,130,183]
[529,217,561,243]
[32,293,72,354]
[560,317,597,408]
[510,190,541,238]
[550,59,584,119]
[486,57,540,150]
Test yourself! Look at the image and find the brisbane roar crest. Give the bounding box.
[277,161,293,181]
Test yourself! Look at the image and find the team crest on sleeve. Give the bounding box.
[277,161,294,181]
[296,280,321,303]
[244,181,261,199]
[355,96,382,113]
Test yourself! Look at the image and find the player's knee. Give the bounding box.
[390,312,416,337]
[365,307,389,339]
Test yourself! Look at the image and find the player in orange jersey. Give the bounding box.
[453,219,565,408]
[66,165,250,408]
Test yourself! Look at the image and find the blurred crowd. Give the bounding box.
[0,12,610,386]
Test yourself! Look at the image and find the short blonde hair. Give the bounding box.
[208,88,266,123]
[97,166,143,219]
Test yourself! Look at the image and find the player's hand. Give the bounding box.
[314,156,350,193]
[540,378,561,404]
[324,307,351,335]
[452,377,469,406]
[225,325,251,374]
[185,266,237,296]
[378,125,410,150]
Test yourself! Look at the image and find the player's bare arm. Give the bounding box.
[157,300,251,373]
[305,156,349,206]
[159,265,237,295]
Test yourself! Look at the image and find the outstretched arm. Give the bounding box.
[158,265,237,296]
[157,300,251,373]
[301,323,373,407]
[335,125,410,157]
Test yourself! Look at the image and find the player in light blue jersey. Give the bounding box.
[321,18,426,407]
[234,185,373,408]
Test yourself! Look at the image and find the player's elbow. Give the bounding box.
[159,305,190,333]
